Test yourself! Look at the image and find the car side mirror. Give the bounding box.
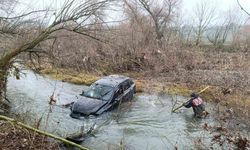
[79,90,84,96]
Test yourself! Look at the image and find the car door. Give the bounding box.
[97,86,123,114]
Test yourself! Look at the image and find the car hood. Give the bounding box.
[71,97,107,115]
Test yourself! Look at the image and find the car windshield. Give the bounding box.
[83,84,114,101]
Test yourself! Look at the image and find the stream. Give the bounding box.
[6,70,242,149]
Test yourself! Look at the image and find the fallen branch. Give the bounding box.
[0,115,89,150]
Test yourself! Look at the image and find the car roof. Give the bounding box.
[95,75,130,87]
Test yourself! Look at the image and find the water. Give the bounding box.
[7,70,225,149]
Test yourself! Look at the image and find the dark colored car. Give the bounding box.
[70,75,136,118]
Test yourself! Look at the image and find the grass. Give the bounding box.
[40,68,99,86]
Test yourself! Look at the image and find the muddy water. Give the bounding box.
[7,70,221,149]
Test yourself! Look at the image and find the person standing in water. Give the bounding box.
[183,93,207,118]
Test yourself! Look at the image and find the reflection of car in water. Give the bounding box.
[70,75,136,118]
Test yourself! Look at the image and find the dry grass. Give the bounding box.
[40,68,100,85]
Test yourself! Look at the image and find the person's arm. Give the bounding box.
[183,99,193,108]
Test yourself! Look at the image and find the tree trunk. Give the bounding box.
[0,65,8,111]
[0,30,50,100]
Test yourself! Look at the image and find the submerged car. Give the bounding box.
[70,75,136,118]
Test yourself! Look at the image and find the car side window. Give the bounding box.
[130,80,134,86]
[123,80,131,91]
[114,86,123,99]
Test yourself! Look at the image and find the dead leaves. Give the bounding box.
[0,121,59,150]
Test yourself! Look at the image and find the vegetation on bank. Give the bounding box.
[39,67,193,95]
[40,68,100,86]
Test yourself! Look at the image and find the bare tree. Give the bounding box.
[125,0,180,46]
[193,1,216,46]
[206,8,245,48]
[207,17,231,47]
[206,26,225,47]
[0,0,112,104]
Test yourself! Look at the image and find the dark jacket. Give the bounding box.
[184,96,205,117]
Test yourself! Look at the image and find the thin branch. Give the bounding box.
[0,94,10,103]
[237,0,250,16]
[0,115,89,150]
[80,19,127,27]
[64,28,105,43]
[0,10,52,20]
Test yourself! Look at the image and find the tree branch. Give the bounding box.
[0,115,89,150]
[0,10,52,20]
[237,0,250,17]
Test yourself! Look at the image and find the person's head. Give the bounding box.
[190,92,198,98]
